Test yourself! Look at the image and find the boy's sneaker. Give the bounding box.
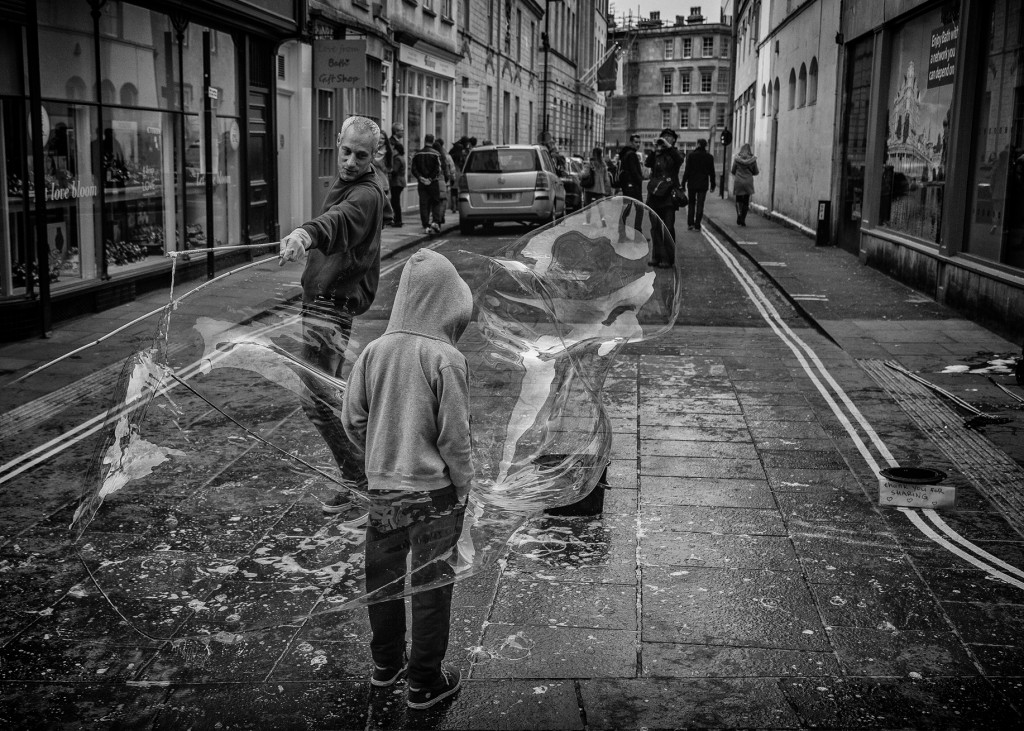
[407,668,461,709]
[370,656,408,687]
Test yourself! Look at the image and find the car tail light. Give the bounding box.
[535,172,549,190]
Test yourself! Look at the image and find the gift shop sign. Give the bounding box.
[927,23,958,89]
[314,40,367,90]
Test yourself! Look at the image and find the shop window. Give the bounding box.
[38,1,97,101]
[965,0,1024,267]
[878,6,953,245]
[66,77,88,100]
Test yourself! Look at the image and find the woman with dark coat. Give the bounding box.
[644,129,684,268]
[731,143,759,226]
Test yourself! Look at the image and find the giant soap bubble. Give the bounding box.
[7,196,680,663]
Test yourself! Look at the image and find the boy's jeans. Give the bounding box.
[365,485,466,686]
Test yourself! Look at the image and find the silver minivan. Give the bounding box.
[457,145,566,234]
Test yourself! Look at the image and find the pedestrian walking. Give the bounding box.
[581,146,611,207]
[277,115,390,514]
[644,129,684,268]
[389,140,407,227]
[433,138,457,220]
[341,247,474,710]
[731,143,759,226]
[617,132,646,237]
[410,133,445,235]
[681,138,716,230]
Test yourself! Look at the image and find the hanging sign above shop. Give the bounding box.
[927,23,957,88]
[314,39,367,90]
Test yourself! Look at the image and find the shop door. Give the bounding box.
[247,43,276,243]
[837,38,874,254]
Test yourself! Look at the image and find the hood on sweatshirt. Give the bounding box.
[386,248,474,344]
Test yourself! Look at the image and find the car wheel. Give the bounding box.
[459,220,474,235]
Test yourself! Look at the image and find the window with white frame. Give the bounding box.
[700,69,712,93]
[717,72,729,93]
[663,73,673,94]
[661,107,671,128]
[680,69,691,93]
[682,38,692,58]
[716,106,726,128]
[702,37,714,57]
[721,37,729,57]
[698,106,710,128]
[664,39,674,59]
[441,0,452,19]
[679,105,690,128]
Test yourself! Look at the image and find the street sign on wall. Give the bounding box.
[314,40,367,90]
[461,87,480,113]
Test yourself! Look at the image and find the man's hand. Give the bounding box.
[278,228,311,266]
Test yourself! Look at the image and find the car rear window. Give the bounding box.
[465,149,540,173]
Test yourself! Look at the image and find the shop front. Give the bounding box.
[395,43,455,152]
[0,0,299,341]
[838,0,1024,338]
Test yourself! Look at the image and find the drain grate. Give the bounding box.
[860,358,1024,539]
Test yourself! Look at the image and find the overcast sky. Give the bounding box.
[611,1,725,25]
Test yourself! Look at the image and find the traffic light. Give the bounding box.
[720,129,732,147]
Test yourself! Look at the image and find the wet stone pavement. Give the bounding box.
[1,325,1023,729]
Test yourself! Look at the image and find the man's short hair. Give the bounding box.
[660,127,677,141]
[424,133,435,145]
[697,138,708,148]
[339,115,381,150]
[391,123,404,135]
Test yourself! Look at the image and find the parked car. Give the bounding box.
[457,145,567,234]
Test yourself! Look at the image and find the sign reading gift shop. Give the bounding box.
[314,39,367,90]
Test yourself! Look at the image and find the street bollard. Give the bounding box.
[815,200,831,247]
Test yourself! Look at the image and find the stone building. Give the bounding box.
[607,7,733,159]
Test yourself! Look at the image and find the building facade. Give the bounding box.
[0,0,301,341]
[732,0,840,233]
[607,8,733,161]
[834,0,1023,339]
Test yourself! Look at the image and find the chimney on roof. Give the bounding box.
[687,6,705,24]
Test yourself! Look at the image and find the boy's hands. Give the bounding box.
[454,483,470,503]
[279,228,312,266]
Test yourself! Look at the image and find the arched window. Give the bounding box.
[761,84,767,116]
[120,83,138,106]
[66,76,87,100]
[787,69,796,110]
[798,63,807,107]
[808,57,818,105]
[773,77,780,116]
[101,79,116,104]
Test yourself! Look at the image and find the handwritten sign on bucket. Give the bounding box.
[878,467,954,509]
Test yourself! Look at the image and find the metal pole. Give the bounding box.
[542,4,550,143]
[26,0,51,334]
[721,143,726,198]
[203,31,215,279]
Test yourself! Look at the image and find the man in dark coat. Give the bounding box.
[681,138,717,230]
[410,133,445,234]
[278,115,390,513]
[618,133,644,201]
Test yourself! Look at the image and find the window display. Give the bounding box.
[965,0,1024,267]
[878,7,954,245]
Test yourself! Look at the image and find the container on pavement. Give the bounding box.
[537,454,608,517]
[878,466,953,509]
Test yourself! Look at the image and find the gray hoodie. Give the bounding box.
[341,248,475,496]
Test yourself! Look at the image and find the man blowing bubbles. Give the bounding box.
[278,115,392,513]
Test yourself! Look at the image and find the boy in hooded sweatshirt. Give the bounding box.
[341,248,474,710]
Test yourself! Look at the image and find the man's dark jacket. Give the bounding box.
[617,143,643,194]
[299,168,385,315]
[410,145,444,186]
[681,147,717,192]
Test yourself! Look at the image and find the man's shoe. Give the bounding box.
[371,657,408,687]
[424,227,432,235]
[322,493,353,515]
[407,668,461,709]
[430,223,441,234]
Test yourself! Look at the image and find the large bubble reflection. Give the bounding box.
[64,196,680,649]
